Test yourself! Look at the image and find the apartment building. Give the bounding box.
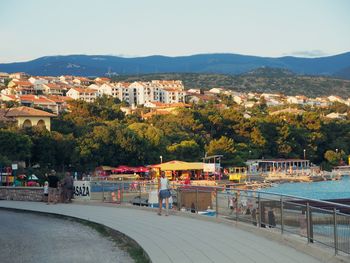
[66,87,98,102]
[97,83,121,98]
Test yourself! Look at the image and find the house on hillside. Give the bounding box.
[187,88,201,94]
[209,87,225,94]
[233,94,246,105]
[7,80,34,95]
[327,95,346,104]
[46,95,72,113]
[325,112,347,120]
[9,72,29,80]
[18,95,58,114]
[128,81,152,105]
[97,83,120,98]
[66,87,98,102]
[142,102,190,119]
[0,106,56,130]
[186,93,214,104]
[94,77,111,85]
[1,94,17,102]
[286,95,307,105]
[28,76,49,93]
[59,75,74,85]
[269,108,305,116]
[161,88,185,104]
[73,77,92,86]
[42,83,69,96]
[0,72,9,83]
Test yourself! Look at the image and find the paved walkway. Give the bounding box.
[0,201,341,263]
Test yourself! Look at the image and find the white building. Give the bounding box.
[328,95,346,104]
[128,82,150,105]
[66,87,97,102]
[29,77,49,93]
[325,112,347,120]
[286,95,307,105]
[126,80,185,105]
[116,82,130,102]
[41,83,68,96]
[0,72,9,83]
[187,88,201,94]
[161,88,185,104]
[95,83,120,98]
[64,79,185,106]
[209,87,225,94]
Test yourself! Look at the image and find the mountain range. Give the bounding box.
[0,52,350,79]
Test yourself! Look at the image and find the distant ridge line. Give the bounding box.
[0,52,349,79]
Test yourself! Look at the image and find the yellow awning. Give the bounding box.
[152,160,204,171]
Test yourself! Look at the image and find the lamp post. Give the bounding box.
[303,149,306,160]
[160,156,163,164]
[336,149,338,154]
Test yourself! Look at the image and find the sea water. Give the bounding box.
[262,175,350,200]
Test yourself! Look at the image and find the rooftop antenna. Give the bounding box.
[106,67,112,77]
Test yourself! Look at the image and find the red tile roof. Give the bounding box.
[1,95,17,100]
[95,77,110,82]
[13,81,33,86]
[19,95,56,105]
[46,95,73,102]
[5,106,56,117]
[71,87,97,93]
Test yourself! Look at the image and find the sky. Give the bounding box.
[0,0,349,63]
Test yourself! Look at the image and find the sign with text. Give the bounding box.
[203,163,215,173]
[73,181,90,200]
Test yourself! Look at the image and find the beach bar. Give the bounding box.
[247,159,311,174]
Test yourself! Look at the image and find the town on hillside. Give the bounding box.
[0,71,349,122]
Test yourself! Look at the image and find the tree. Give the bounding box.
[167,140,201,161]
[324,150,344,166]
[88,95,124,121]
[128,122,167,163]
[22,127,57,168]
[0,130,32,162]
[206,136,236,165]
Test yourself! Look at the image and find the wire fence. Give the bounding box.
[89,180,350,255]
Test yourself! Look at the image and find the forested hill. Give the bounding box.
[0,52,350,79]
[112,69,350,98]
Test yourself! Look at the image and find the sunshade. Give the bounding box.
[151,160,204,171]
[28,174,39,180]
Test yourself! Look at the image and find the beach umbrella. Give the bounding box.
[28,174,39,180]
[17,174,26,179]
[134,167,149,173]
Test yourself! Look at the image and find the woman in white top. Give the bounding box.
[158,172,171,216]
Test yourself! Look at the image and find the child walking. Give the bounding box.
[44,181,49,203]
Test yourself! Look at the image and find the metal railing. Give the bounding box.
[89,180,350,255]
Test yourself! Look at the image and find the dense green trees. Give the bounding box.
[1,98,350,173]
[0,130,32,163]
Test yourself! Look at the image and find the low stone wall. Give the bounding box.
[0,187,44,202]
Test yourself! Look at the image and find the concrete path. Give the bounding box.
[0,201,338,263]
[0,210,133,263]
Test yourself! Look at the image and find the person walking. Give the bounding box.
[47,170,59,204]
[229,196,234,215]
[43,181,49,203]
[268,209,276,228]
[62,172,74,203]
[158,172,171,216]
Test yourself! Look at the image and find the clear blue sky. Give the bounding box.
[0,0,349,63]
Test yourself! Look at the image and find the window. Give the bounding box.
[22,119,32,128]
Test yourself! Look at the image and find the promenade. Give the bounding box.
[0,201,344,263]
